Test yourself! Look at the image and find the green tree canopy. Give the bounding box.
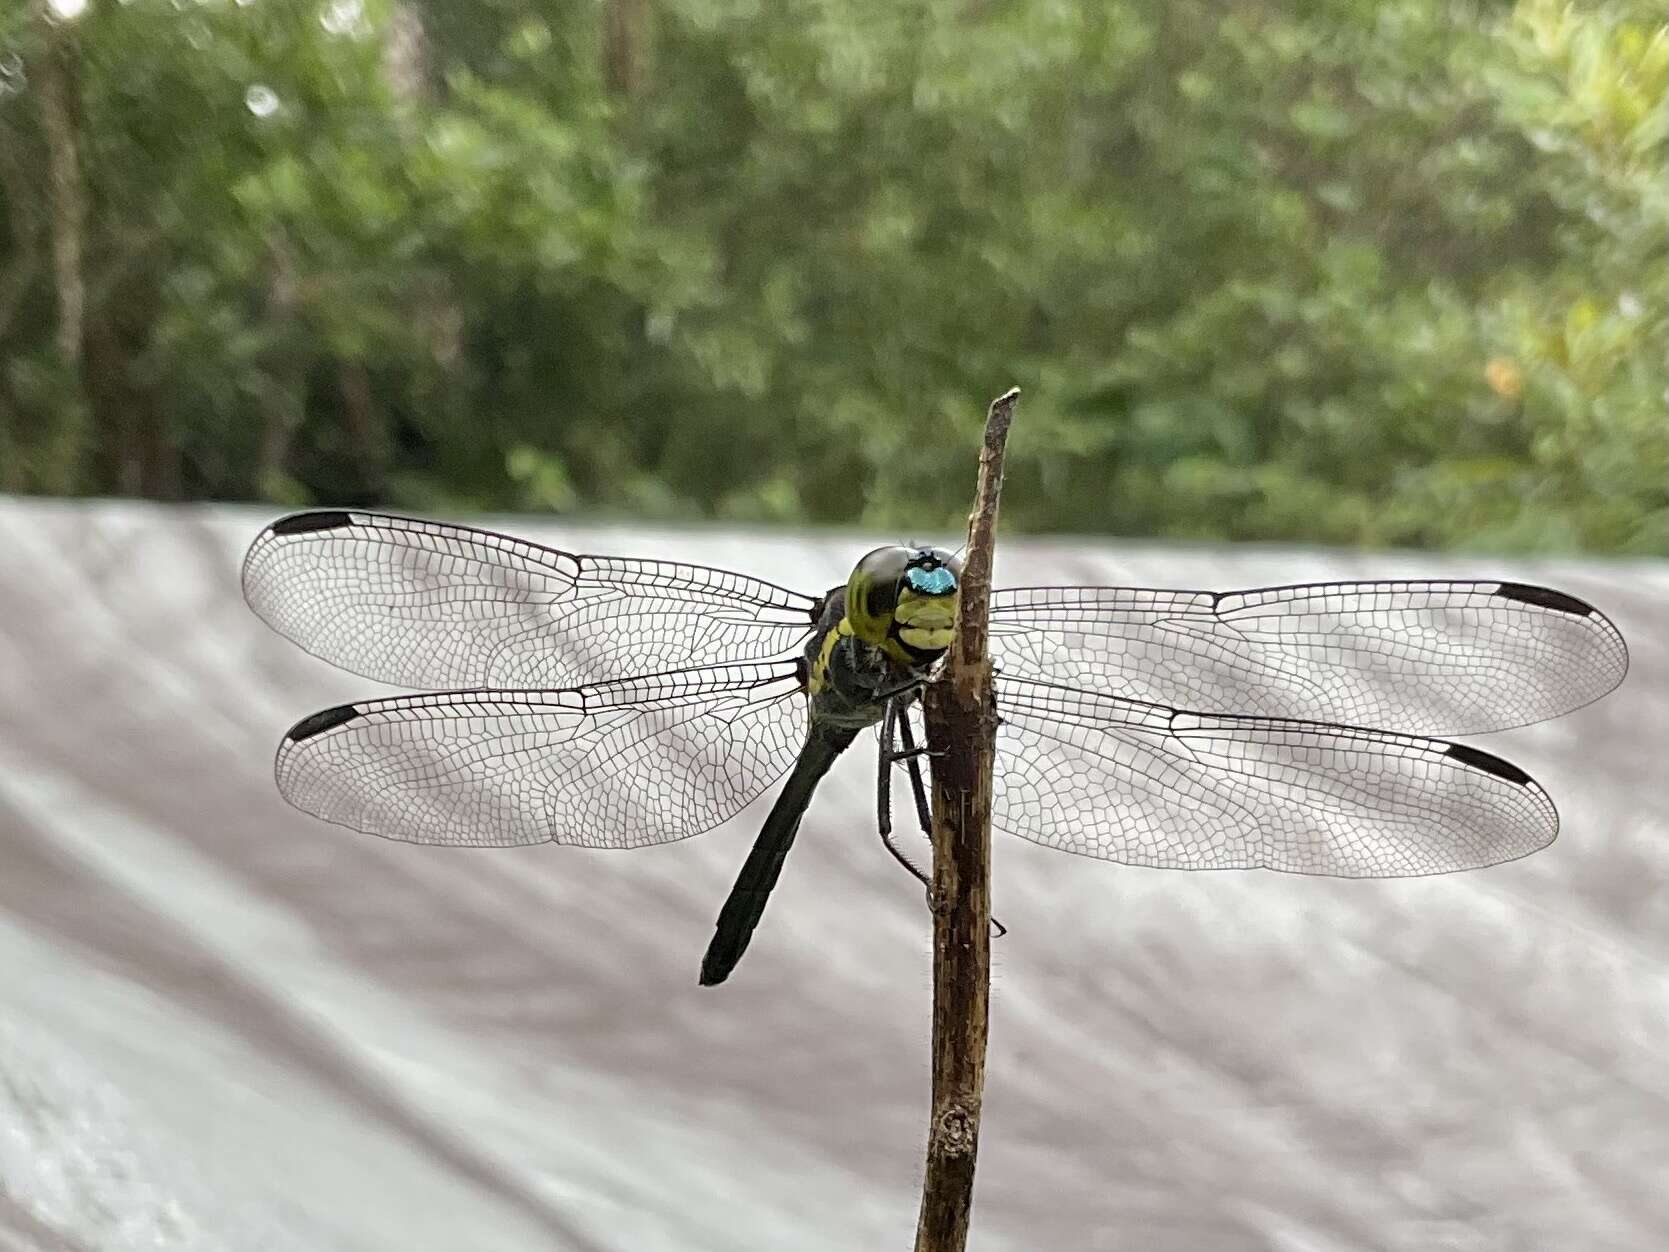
[2,0,1663,552]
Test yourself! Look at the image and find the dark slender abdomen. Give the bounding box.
[699,723,859,986]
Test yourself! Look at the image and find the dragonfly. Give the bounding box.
[243,510,1629,985]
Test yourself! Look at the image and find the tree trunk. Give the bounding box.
[255,235,305,493]
[604,0,646,97]
[24,1,91,492]
[35,6,84,372]
[338,358,385,498]
[382,2,430,107]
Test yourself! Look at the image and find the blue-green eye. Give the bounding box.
[906,567,957,594]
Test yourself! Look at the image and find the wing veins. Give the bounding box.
[991,676,1557,876]
[275,662,806,849]
[988,579,1626,735]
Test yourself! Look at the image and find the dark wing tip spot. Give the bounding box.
[287,704,362,741]
[1446,742,1533,787]
[1494,582,1594,617]
[270,510,355,537]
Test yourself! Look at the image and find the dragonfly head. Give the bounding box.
[847,545,964,661]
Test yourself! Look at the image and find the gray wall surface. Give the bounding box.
[1,498,1664,1252]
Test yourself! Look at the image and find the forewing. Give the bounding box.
[276,663,806,848]
[989,581,1627,735]
[244,511,818,689]
[991,678,1557,876]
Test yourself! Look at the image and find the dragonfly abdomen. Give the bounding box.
[700,723,859,985]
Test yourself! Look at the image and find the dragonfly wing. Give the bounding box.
[989,581,1627,736]
[991,678,1557,876]
[244,511,819,689]
[275,663,806,848]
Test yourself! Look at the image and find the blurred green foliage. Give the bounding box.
[1,0,1663,551]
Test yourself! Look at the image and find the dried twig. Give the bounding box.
[915,387,1019,1252]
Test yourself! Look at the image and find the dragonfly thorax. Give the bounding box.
[798,545,961,729]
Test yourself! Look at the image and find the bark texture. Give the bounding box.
[914,387,1019,1252]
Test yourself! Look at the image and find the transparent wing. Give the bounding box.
[275,662,806,848]
[991,678,1557,876]
[988,581,1627,736]
[243,511,819,689]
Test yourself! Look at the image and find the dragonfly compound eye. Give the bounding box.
[847,546,912,645]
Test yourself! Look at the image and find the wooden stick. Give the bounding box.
[914,387,1018,1252]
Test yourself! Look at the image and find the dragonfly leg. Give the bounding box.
[877,700,933,896]
[893,706,1008,941]
[875,674,929,704]
[893,710,935,833]
[877,701,895,838]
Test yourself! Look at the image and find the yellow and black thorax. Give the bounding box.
[801,546,963,727]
